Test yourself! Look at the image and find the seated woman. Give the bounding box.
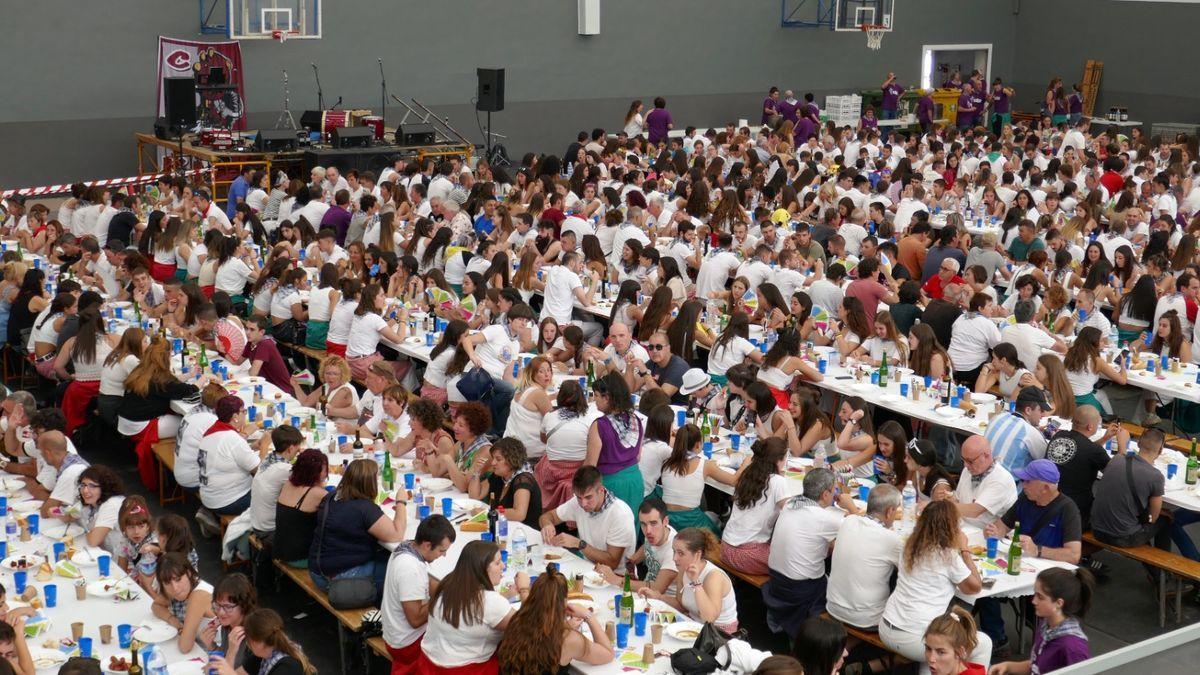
[756,331,821,408]
[850,311,908,367]
[268,268,309,345]
[638,528,739,633]
[29,291,77,381]
[1137,310,1192,425]
[742,382,799,450]
[829,397,875,476]
[53,306,119,435]
[209,608,317,675]
[719,438,790,576]
[1064,326,1126,415]
[116,497,158,588]
[989,568,1094,675]
[291,355,360,424]
[152,553,215,655]
[117,339,201,489]
[547,325,589,375]
[273,449,329,568]
[707,312,764,387]
[586,373,646,519]
[308,459,407,603]
[197,396,264,517]
[975,342,1037,402]
[74,465,125,552]
[535,382,598,512]
[787,389,834,459]
[400,399,456,466]
[418,540,526,673]
[908,323,952,382]
[505,356,553,461]
[305,264,341,351]
[419,320,469,407]
[199,574,258,670]
[870,421,911,489]
[425,402,493,498]
[486,438,542,530]
[496,566,614,674]
[904,439,955,503]
[834,296,871,358]
[658,424,736,534]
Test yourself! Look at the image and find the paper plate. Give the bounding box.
[879,394,905,404]
[71,548,105,567]
[87,578,135,598]
[0,477,25,492]
[934,406,966,418]
[29,648,67,670]
[39,521,84,540]
[850,383,876,394]
[581,572,610,590]
[285,406,318,418]
[420,477,453,493]
[404,336,425,345]
[1,553,44,571]
[970,392,997,405]
[566,598,597,613]
[133,620,178,644]
[166,660,206,675]
[665,621,704,641]
[10,499,40,514]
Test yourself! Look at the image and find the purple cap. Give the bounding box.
[1013,459,1060,484]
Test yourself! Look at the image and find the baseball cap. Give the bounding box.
[1014,459,1060,484]
[1015,386,1052,412]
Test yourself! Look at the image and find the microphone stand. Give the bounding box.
[274,68,297,130]
[312,63,324,111]
[378,58,387,129]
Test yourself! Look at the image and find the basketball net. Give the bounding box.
[271,29,288,43]
[862,24,886,50]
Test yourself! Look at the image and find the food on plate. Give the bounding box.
[460,521,488,533]
[35,562,53,582]
[566,592,593,601]
[969,545,987,557]
[10,556,33,570]
[676,628,700,639]
[544,553,561,561]
[55,560,82,579]
[108,656,130,671]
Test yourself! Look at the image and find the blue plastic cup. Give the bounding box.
[78,637,92,658]
[730,434,741,451]
[703,441,713,459]
[1168,464,1179,480]
[613,594,622,612]
[115,307,124,319]
[870,372,879,385]
[634,611,648,636]
[117,624,133,649]
[52,542,65,561]
[676,410,685,427]
[818,358,827,374]
[262,419,273,430]
[442,497,453,518]
[986,537,999,558]
[899,382,909,397]
[858,485,871,502]
[480,532,493,542]
[418,505,431,520]
[425,333,434,347]
[1162,355,1170,371]
[43,584,56,607]
[500,550,508,567]
[924,375,932,388]
[949,396,959,408]
[616,622,630,648]
[247,406,257,422]
[98,554,111,577]
[578,377,587,391]
[26,514,38,535]
[13,571,26,594]
[0,541,7,561]
[291,415,300,428]
[1077,308,1087,322]
[403,473,415,490]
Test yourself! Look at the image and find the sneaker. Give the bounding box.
[1145,413,1163,426]
[195,508,221,539]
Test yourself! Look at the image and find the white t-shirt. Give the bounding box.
[722,474,790,547]
[474,324,520,380]
[197,427,262,509]
[736,260,773,291]
[421,590,511,667]
[767,502,843,580]
[880,550,971,634]
[174,410,215,490]
[948,314,1002,371]
[50,462,89,505]
[555,495,637,568]
[1002,323,1057,373]
[347,313,388,358]
[603,342,650,374]
[953,464,1018,529]
[696,251,742,301]
[637,440,673,497]
[88,496,124,539]
[269,287,303,322]
[826,515,903,628]
[327,300,358,346]
[204,202,234,232]
[214,258,253,295]
[838,223,869,256]
[99,354,139,397]
[643,526,679,579]
[540,266,583,325]
[248,459,292,533]
[708,337,755,376]
[382,550,431,649]
[541,411,600,461]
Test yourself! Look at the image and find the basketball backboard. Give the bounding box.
[834,0,894,31]
[227,0,321,39]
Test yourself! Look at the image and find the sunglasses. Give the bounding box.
[647,344,666,351]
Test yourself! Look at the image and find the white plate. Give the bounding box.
[1,553,44,571]
[133,620,178,644]
[71,548,105,567]
[665,621,704,642]
[850,383,876,393]
[566,598,596,613]
[39,521,84,540]
[0,477,25,492]
[934,406,966,418]
[879,394,905,404]
[29,647,67,670]
[166,660,206,675]
[404,336,425,345]
[420,477,453,493]
[87,578,135,598]
[970,392,997,405]
[285,406,317,419]
[10,500,40,514]
[581,572,610,589]
[452,498,487,514]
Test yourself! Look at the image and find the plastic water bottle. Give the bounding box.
[4,508,15,540]
[511,528,528,572]
[902,481,917,525]
[497,507,508,539]
[1108,323,1120,349]
[813,447,827,469]
[144,644,169,675]
[412,478,423,506]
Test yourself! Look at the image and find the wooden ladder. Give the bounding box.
[1082,60,1104,116]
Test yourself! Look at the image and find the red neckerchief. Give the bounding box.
[203,420,239,437]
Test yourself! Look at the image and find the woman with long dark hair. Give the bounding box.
[720,437,789,576]
[535,381,597,511]
[708,312,764,386]
[497,565,613,674]
[990,568,1095,674]
[657,424,736,533]
[756,330,821,408]
[420,319,469,405]
[1114,274,1157,346]
[585,373,645,518]
[1064,326,1126,415]
[54,306,118,434]
[665,299,713,364]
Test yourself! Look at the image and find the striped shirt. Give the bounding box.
[984,412,1048,474]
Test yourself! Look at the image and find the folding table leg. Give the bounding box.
[338,624,348,675]
[1158,569,1167,627]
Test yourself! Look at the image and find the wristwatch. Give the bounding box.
[571,539,587,553]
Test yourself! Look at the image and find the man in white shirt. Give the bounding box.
[826,484,903,629]
[948,293,1002,382]
[426,161,455,203]
[1058,118,1087,159]
[540,466,636,568]
[26,431,88,519]
[947,435,1018,529]
[1154,272,1198,342]
[838,210,870,256]
[763,468,860,635]
[736,244,774,291]
[198,396,264,515]
[195,188,233,234]
[608,217,651,270]
[592,322,649,377]
[381,515,456,663]
[892,184,929,232]
[695,233,742,301]
[1002,300,1066,372]
[462,304,536,436]
[322,166,350,197]
[1099,221,1133,262]
[539,253,602,345]
[594,498,678,595]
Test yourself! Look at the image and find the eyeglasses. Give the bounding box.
[212,601,239,612]
[648,344,666,351]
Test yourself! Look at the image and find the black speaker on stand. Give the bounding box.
[162,77,198,178]
[476,68,505,163]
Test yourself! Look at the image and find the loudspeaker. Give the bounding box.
[331,126,374,149]
[255,129,299,152]
[476,68,505,112]
[397,123,437,146]
[300,110,324,132]
[163,77,198,131]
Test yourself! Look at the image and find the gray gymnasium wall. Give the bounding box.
[0,0,1017,187]
[1011,0,1200,135]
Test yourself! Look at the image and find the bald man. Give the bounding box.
[30,431,90,518]
[591,322,649,378]
[942,435,1017,529]
[1045,405,1126,529]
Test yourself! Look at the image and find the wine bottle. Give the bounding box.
[487,494,499,540]
[382,451,394,491]
[352,430,364,459]
[586,358,596,391]
[620,570,635,626]
[128,645,143,675]
[1187,440,1199,486]
[1006,521,1022,576]
[878,353,889,388]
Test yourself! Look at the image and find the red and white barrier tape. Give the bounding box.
[1,167,213,200]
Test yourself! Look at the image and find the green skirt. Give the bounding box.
[1117,328,1145,348]
[711,373,728,387]
[173,268,189,282]
[305,321,330,350]
[666,507,720,536]
[992,112,1012,127]
[1075,392,1105,415]
[602,464,644,528]
[1052,114,1069,126]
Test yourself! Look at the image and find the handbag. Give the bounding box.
[669,623,731,675]
[456,366,496,401]
[313,496,378,610]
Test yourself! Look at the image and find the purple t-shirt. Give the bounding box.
[762,97,778,124]
[777,99,798,123]
[881,83,904,111]
[1069,92,1084,114]
[246,337,292,392]
[916,96,935,122]
[1031,621,1090,673]
[969,92,987,124]
[793,116,816,144]
[956,93,974,125]
[320,206,352,246]
[646,108,673,145]
[991,90,1010,114]
[861,115,878,130]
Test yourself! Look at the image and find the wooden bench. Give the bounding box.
[820,613,912,668]
[367,636,392,662]
[151,439,186,506]
[274,559,376,675]
[1083,531,1200,626]
[707,556,768,588]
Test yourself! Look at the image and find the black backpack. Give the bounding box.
[669,623,731,675]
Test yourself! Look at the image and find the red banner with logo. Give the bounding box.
[156,36,247,131]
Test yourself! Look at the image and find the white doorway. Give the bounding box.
[920,44,992,90]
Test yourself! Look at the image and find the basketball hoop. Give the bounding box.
[271,29,286,42]
[861,23,886,50]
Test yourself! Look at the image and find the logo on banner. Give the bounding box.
[165,49,192,71]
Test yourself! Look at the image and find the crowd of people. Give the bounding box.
[2,69,1198,674]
